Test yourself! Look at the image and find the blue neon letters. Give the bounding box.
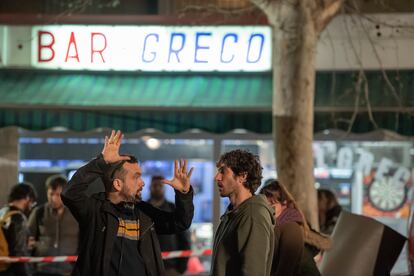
[142,33,158,63]
[142,31,266,65]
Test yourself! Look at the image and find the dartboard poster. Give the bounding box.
[363,168,412,218]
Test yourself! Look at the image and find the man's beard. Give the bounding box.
[120,187,137,203]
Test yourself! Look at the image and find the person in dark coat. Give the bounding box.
[0,183,37,276]
[147,176,191,276]
[61,130,195,276]
[260,180,331,276]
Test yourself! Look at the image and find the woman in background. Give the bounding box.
[260,180,331,276]
[317,189,342,235]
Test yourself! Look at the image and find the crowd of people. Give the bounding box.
[0,130,342,276]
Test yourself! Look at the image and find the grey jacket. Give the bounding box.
[28,204,79,275]
[210,194,275,276]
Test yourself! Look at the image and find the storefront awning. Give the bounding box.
[0,109,272,134]
[0,70,413,135]
[0,71,271,111]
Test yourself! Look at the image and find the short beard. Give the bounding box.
[134,193,141,202]
[120,187,136,203]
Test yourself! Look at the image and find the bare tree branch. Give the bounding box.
[351,14,408,115]
[344,1,414,32]
[316,0,344,32]
[343,14,379,132]
[361,71,378,129]
[324,28,340,128]
[345,70,362,135]
[250,0,280,13]
[343,0,413,131]
[346,15,379,130]
[177,3,256,16]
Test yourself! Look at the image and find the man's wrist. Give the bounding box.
[178,186,192,194]
[96,154,112,170]
[98,153,111,164]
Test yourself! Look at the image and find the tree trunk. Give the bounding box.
[251,0,343,229]
[272,2,318,228]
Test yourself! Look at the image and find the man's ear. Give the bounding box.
[238,172,248,184]
[112,179,122,192]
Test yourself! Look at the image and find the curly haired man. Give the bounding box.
[210,150,275,276]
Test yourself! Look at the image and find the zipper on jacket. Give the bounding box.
[138,222,154,240]
[212,215,229,263]
[54,216,59,248]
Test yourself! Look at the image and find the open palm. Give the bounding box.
[163,160,194,193]
[101,130,130,164]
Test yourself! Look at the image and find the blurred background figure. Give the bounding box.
[0,182,37,276]
[260,179,331,276]
[28,175,79,276]
[147,176,191,276]
[317,189,342,235]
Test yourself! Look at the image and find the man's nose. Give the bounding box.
[214,173,220,181]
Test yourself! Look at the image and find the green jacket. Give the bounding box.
[210,194,275,276]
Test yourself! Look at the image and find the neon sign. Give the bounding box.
[31,25,272,72]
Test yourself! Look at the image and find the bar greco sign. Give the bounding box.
[30,25,271,72]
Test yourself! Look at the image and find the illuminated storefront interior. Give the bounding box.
[15,128,414,273]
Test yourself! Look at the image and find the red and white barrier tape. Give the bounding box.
[0,248,212,263]
[162,248,212,260]
[0,256,78,263]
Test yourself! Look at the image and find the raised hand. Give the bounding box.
[101,130,130,164]
[162,160,194,194]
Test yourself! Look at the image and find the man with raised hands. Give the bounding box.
[61,130,194,276]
